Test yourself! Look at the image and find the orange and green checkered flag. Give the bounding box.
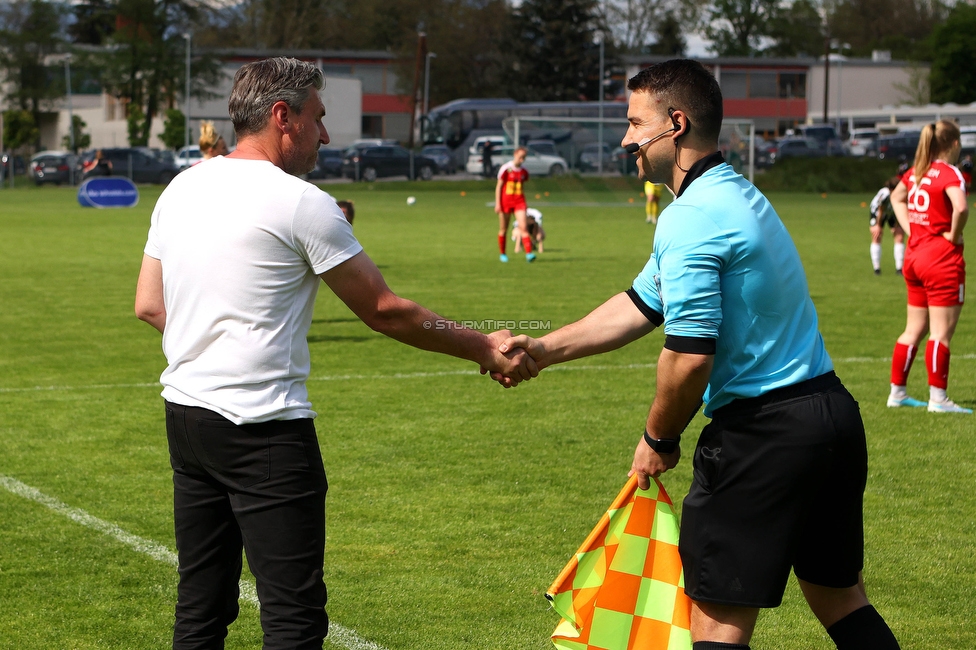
[545,475,692,650]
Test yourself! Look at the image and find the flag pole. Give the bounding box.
[546,474,643,597]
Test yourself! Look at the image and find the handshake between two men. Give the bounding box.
[474,291,700,491]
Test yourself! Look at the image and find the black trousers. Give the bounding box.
[165,402,329,650]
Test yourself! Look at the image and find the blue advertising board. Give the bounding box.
[78,177,140,208]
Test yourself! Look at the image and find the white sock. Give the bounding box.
[930,386,947,403]
[890,384,907,398]
[894,242,905,270]
[870,243,882,271]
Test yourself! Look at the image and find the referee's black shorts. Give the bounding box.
[679,371,867,608]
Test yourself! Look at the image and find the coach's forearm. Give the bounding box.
[366,295,491,363]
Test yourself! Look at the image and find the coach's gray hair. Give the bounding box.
[229,57,325,137]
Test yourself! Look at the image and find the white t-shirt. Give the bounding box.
[144,157,363,424]
[525,207,543,226]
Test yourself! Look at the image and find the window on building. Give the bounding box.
[322,65,353,78]
[721,72,748,99]
[778,73,806,99]
[750,73,778,98]
[362,115,384,138]
[355,65,386,94]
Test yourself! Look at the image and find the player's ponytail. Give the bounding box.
[913,124,936,180]
[913,119,961,180]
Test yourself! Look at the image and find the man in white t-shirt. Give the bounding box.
[135,57,535,650]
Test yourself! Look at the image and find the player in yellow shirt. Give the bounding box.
[644,180,663,224]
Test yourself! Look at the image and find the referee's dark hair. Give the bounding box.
[627,59,724,144]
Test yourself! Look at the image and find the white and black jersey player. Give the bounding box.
[868,176,905,275]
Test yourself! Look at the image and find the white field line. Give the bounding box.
[0,474,386,650]
[2,354,975,395]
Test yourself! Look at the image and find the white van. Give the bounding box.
[846,128,880,156]
[465,136,508,174]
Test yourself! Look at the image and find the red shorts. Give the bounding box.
[903,236,966,307]
[500,196,526,214]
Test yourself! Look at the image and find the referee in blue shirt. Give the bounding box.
[495,60,899,650]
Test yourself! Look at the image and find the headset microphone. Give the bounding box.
[624,127,676,154]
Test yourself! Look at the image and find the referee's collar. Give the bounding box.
[676,151,726,198]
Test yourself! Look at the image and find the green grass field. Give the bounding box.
[0,177,973,649]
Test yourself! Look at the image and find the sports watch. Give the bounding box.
[643,430,679,454]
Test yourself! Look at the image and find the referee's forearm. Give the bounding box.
[645,349,712,439]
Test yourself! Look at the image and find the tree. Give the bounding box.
[928,2,976,105]
[68,0,116,45]
[159,108,187,150]
[646,10,687,56]
[62,115,91,152]
[415,0,518,105]
[828,0,949,60]
[2,109,39,151]
[126,102,145,146]
[703,0,779,56]
[506,0,608,101]
[599,0,689,53]
[0,0,68,142]
[765,0,825,57]
[92,0,223,146]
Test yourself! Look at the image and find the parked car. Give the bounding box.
[420,144,456,174]
[526,139,558,156]
[846,128,880,156]
[176,145,203,169]
[307,148,345,179]
[90,147,179,184]
[876,131,921,161]
[488,145,568,177]
[754,138,778,168]
[30,151,78,185]
[771,137,826,162]
[351,138,397,148]
[578,142,614,172]
[466,135,508,172]
[612,146,639,176]
[794,124,845,156]
[153,148,178,166]
[341,145,437,181]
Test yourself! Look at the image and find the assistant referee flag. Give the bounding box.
[546,475,692,650]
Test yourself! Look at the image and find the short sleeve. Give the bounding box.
[869,188,888,215]
[656,208,730,339]
[631,253,664,316]
[144,199,163,259]
[292,187,364,274]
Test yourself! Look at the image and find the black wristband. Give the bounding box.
[643,430,679,454]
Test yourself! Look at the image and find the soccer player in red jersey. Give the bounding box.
[495,147,536,262]
[888,120,971,413]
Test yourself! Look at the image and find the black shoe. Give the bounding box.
[896,268,902,275]
[874,269,881,276]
